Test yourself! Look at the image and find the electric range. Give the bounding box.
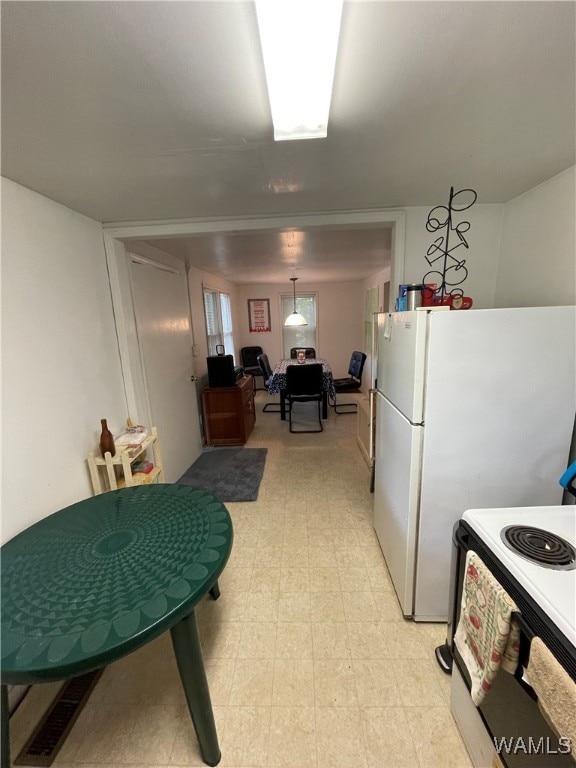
[439,505,575,767]
[462,505,575,648]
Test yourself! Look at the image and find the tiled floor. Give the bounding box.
[10,393,473,768]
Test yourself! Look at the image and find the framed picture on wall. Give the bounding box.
[248,298,271,333]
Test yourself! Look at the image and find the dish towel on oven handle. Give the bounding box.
[526,637,576,757]
[454,550,521,706]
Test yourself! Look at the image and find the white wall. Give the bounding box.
[495,166,576,308]
[1,179,126,543]
[235,281,364,378]
[402,204,505,309]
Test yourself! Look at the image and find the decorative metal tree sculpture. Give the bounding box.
[422,186,477,305]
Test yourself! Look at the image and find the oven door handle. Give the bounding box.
[517,666,538,701]
[511,610,535,641]
[509,611,540,701]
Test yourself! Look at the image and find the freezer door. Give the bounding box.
[373,392,423,617]
[376,311,427,423]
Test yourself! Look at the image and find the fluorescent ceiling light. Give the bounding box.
[255,0,343,141]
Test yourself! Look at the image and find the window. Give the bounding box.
[281,293,317,356]
[203,288,235,357]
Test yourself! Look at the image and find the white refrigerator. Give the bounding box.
[373,305,576,621]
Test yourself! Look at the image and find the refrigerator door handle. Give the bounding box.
[369,389,377,461]
[383,314,392,340]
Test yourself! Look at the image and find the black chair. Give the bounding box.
[240,346,264,390]
[289,347,316,359]
[257,353,283,412]
[285,363,323,433]
[330,351,367,414]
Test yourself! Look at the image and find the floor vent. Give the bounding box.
[14,668,104,766]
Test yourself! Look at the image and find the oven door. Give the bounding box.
[449,523,575,768]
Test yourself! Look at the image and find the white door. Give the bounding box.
[130,259,202,481]
[373,392,423,616]
[376,311,427,423]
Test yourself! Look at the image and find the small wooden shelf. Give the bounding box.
[87,426,165,494]
[116,466,163,488]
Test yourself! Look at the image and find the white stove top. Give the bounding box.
[462,505,576,648]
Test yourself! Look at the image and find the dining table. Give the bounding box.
[0,483,233,768]
[266,358,335,420]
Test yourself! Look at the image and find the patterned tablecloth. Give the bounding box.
[267,358,335,398]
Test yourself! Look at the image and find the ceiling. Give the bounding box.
[2,1,574,284]
[131,224,393,284]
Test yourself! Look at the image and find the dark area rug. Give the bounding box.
[176,447,267,502]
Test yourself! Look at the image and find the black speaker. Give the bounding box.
[207,354,236,387]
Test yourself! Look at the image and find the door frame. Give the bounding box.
[103,234,197,424]
[103,208,406,424]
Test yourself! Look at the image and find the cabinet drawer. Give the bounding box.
[202,376,255,446]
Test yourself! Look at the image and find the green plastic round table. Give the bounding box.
[1,484,234,767]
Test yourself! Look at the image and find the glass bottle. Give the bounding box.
[99,419,116,457]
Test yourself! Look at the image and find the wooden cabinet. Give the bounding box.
[202,375,255,446]
[87,426,165,494]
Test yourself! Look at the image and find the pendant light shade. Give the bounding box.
[284,277,308,326]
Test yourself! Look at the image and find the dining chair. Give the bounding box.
[285,363,323,433]
[257,353,283,412]
[289,347,316,359]
[330,351,367,414]
[240,346,264,390]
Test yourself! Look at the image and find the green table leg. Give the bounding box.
[170,611,221,767]
[1,685,9,768]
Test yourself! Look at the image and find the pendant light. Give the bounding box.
[284,277,308,326]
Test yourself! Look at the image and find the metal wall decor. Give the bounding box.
[422,186,477,304]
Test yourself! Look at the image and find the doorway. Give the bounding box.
[107,244,202,481]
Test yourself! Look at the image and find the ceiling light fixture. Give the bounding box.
[255,0,344,141]
[284,277,308,326]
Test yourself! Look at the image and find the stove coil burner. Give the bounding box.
[501,525,576,570]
